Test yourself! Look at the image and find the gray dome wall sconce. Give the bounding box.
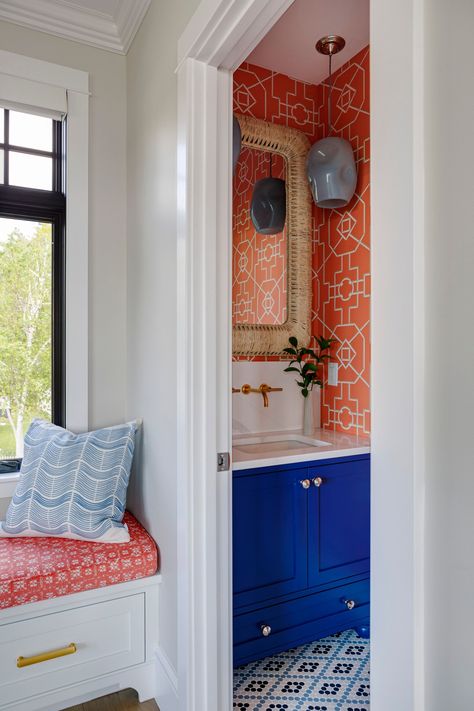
[306,35,357,209]
[233,115,242,174]
[250,153,286,235]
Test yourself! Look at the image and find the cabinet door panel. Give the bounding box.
[233,468,308,610]
[308,458,370,587]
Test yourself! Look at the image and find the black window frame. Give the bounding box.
[0,109,66,473]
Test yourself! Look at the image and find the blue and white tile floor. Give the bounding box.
[233,630,370,711]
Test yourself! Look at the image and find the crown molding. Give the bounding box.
[0,0,151,54]
[115,0,151,54]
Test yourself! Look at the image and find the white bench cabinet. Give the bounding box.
[0,575,160,711]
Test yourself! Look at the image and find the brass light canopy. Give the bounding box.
[315,34,346,56]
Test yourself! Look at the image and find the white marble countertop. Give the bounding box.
[232,427,370,470]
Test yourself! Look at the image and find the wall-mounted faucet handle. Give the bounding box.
[241,383,283,407]
[260,384,283,393]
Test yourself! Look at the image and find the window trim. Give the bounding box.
[0,51,89,496]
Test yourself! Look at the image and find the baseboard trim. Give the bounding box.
[155,646,178,711]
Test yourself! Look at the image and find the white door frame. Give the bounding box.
[176,1,426,710]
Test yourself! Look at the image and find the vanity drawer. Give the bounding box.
[234,578,369,666]
[0,594,145,707]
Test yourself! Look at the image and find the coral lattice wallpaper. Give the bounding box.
[232,46,370,436]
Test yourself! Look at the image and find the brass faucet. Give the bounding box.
[241,383,283,408]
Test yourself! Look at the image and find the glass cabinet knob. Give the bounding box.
[260,624,272,637]
[300,479,311,489]
[343,599,356,610]
[312,477,323,487]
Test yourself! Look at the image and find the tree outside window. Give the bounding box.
[0,220,52,458]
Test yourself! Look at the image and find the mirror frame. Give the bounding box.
[233,113,312,356]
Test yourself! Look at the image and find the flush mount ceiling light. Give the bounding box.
[306,35,357,209]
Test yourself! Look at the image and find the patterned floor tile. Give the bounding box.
[233,630,370,711]
[259,701,309,711]
[233,700,260,710]
[343,680,371,704]
[304,676,356,706]
[296,703,339,711]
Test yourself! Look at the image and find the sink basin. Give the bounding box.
[233,433,329,456]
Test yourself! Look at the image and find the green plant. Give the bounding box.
[283,335,335,398]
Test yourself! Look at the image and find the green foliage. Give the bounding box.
[283,335,335,398]
[0,425,15,459]
[0,223,52,456]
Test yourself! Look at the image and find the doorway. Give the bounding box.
[231,6,370,704]
[176,0,425,709]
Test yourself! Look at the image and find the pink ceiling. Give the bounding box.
[247,0,369,85]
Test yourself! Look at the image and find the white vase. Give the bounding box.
[303,393,313,436]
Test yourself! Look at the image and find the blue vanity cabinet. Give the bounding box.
[233,465,308,610]
[307,457,370,588]
[233,454,370,666]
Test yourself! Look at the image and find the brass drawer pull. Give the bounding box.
[17,642,77,668]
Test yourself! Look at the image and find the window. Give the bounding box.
[0,50,89,493]
[0,108,65,471]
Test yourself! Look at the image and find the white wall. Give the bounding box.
[0,21,127,429]
[126,0,200,672]
[424,1,474,708]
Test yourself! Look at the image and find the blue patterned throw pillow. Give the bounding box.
[0,419,138,543]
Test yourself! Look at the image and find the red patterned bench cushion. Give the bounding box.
[0,512,159,609]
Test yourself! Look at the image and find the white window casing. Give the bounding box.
[0,50,89,497]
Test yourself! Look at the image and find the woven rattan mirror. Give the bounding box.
[233,114,312,356]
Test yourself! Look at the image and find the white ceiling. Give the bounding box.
[247,0,369,85]
[0,0,151,54]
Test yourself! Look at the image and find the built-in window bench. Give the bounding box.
[0,512,161,711]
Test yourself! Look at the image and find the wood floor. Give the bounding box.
[63,688,159,711]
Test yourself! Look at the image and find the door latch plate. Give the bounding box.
[217,452,230,471]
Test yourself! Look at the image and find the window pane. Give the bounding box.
[0,218,52,460]
[9,152,52,190]
[9,111,52,152]
[0,150,3,183]
[0,110,4,142]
